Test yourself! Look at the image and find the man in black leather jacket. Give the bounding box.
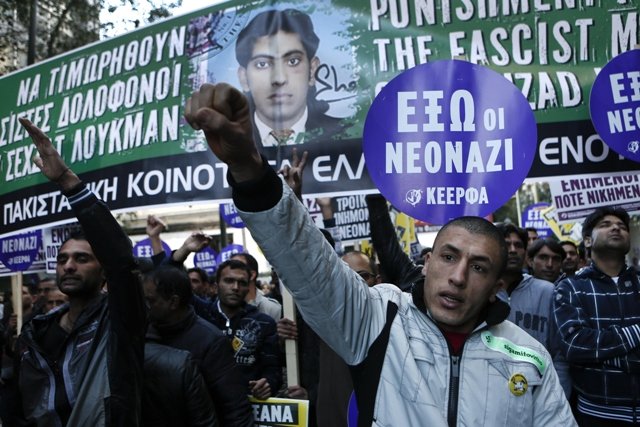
[143,265,254,427]
[143,338,218,427]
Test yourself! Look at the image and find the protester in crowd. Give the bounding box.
[44,289,68,313]
[188,267,213,300]
[560,240,580,278]
[261,269,283,304]
[184,82,575,425]
[554,207,640,426]
[577,240,589,269]
[143,339,218,427]
[235,8,344,146]
[527,238,566,283]
[495,223,571,397]
[15,117,146,426]
[208,259,281,400]
[2,286,35,361]
[526,227,539,244]
[30,276,56,318]
[143,265,254,427]
[231,252,282,321]
[278,236,379,427]
[340,251,380,287]
[316,250,380,426]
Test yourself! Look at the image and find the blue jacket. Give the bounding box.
[553,262,640,405]
[208,301,281,394]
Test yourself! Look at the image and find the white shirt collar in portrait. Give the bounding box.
[255,108,308,147]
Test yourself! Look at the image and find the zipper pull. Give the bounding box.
[451,356,460,378]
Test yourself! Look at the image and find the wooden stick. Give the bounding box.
[281,283,299,387]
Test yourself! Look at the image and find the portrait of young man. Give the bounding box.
[235,8,345,147]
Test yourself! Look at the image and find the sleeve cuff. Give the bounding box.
[323,218,337,228]
[64,183,98,211]
[229,155,283,212]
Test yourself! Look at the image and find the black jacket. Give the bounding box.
[16,185,146,426]
[149,307,253,427]
[143,340,218,427]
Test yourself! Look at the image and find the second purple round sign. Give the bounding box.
[363,60,537,224]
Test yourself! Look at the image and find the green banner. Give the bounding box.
[1,0,639,236]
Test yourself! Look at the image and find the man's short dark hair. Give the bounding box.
[581,206,630,239]
[560,240,578,252]
[187,267,209,284]
[215,259,251,284]
[435,217,508,278]
[60,229,88,248]
[144,266,192,307]
[527,238,565,259]
[342,250,378,275]
[525,227,538,235]
[232,253,259,276]
[495,223,529,250]
[235,8,319,68]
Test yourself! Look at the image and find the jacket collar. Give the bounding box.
[578,261,640,295]
[149,306,197,337]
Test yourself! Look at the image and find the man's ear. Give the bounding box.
[583,236,592,249]
[237,67,250,92]
[250,271,258,282]
[308,56,320,85]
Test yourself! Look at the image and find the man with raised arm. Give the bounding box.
[184,83,575,426]
[15,118,146,426]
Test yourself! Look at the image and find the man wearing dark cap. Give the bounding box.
[553,206,640,425]
[235,8,343,146]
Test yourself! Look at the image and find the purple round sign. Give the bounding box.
[221,203,245,228]
[521,202,552,239]
[0,230,42,272]
[194,247,218,275]
[133,238,172,258]
[363,60,537,224]
[215,243,245,265]
[590,49,640,163]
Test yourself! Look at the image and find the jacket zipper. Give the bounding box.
[447,355,460,427]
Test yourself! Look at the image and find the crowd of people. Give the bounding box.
[0,4,637,426]
[0,81,638,426]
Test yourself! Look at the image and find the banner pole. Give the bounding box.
[281,284,299,387]
[11,272,23,335]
